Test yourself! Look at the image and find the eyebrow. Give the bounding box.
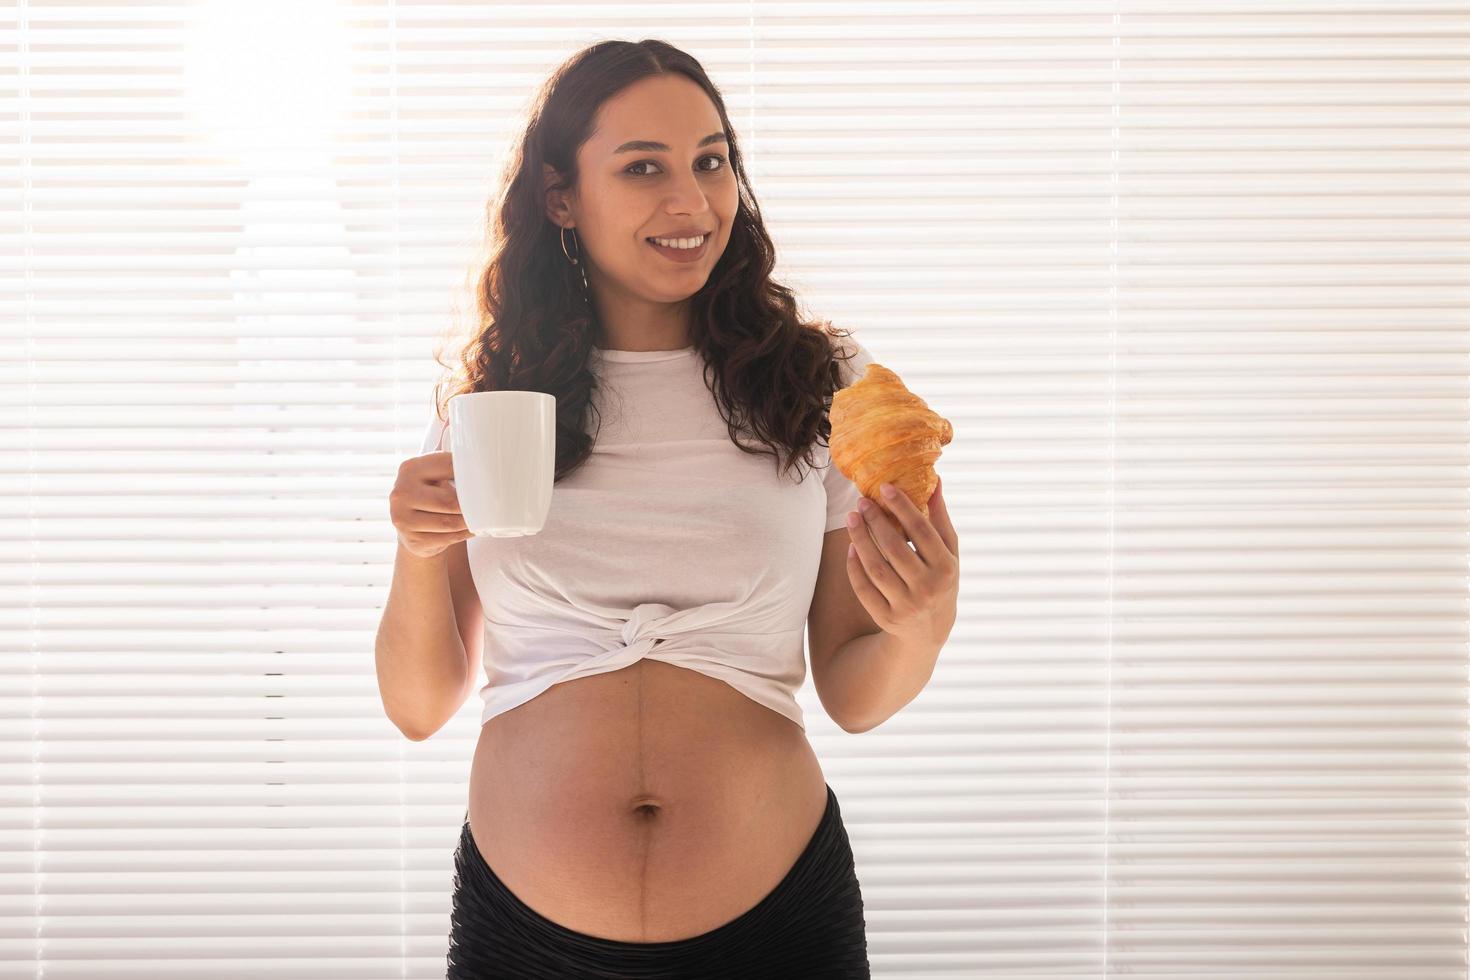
[612,132,729,154]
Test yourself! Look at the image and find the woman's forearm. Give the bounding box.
[374,542,471,739]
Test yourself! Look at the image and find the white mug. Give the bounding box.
[446,390,556,537]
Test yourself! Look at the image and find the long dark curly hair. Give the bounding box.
[429,38,862,485]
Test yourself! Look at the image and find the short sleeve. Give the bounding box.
[821,334,877,532]
[419,402,448,456]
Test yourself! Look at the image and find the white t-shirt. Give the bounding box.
[417,334,877,731]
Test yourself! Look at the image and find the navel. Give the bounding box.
[629,795,663,818]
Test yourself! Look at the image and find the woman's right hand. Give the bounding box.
[390,450,473,559]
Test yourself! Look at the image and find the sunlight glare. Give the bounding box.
[182,0,354,160]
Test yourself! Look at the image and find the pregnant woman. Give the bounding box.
[377,38,959,979]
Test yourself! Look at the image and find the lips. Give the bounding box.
[646,234,711,264]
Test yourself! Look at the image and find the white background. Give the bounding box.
[9,2,1470,978]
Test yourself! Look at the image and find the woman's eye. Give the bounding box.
[626,154,727,177]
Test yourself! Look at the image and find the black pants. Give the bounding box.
[446,782,871,979]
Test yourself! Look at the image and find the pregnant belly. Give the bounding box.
[465,656,830,943]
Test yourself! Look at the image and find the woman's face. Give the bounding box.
[546,74,738,305]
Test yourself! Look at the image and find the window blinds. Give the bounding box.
[9,2,1468,978]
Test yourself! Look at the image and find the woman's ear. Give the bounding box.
[542,163,574,228]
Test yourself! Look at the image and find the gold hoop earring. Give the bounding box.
[559,224,593,301]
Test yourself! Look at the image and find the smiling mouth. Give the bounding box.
[645,235,712,262]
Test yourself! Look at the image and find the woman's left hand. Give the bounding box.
[845,474,960,653]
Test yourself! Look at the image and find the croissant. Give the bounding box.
[830,361,953,539]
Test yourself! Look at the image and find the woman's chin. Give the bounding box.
[639,277,708,302]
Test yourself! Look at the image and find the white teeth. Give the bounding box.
[649,235,705,249]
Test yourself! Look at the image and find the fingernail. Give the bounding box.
[881,483,897,497]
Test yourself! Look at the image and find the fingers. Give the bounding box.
[410,449,456,486]
[403,525,474,559]
[850,496,925,591]
[427,481,464,516]
[874,482,950,570]
[401,469,463,517]
[845,534,892,623]
[846,502,913,604]
[419,508,469,533]
[395,486,466,532]
[393,453,471,549]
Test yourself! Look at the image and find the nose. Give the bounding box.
[661,167,712,216]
